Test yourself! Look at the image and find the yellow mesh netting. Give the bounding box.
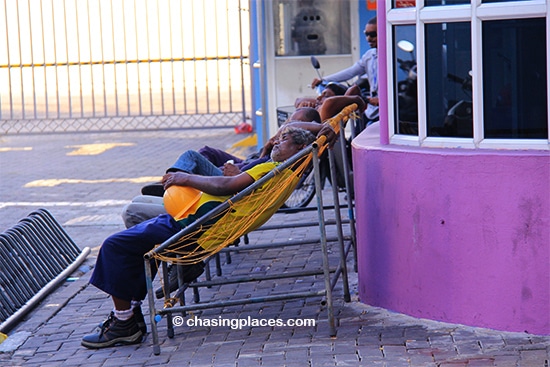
[150,104,358,266]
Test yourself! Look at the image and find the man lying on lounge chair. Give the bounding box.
[122,97,363,228]
[81,126,319,349]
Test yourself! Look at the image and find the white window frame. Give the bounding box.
[386,0,550,150]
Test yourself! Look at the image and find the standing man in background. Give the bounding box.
[311,16,378,124]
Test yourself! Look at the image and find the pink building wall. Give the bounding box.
[351,3,550,335]
[352,128,550,334]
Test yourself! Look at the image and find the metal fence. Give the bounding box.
[0,0,251,134]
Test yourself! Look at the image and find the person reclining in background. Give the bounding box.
[81,126,317,350]
[294,83,367,122]
[294,82,347,112]
[196,92,364,174]
[292,85,366,194]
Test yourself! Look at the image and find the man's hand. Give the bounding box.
[311,78,323,88]
[317,124,337,148]
[259,136,277,158]
[368,96,379,107]
[222,162,241,176]
[162,172,188,189]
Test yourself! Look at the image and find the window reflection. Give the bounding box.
[482,18,547,139]
[425,22,472,137]
[393,25,418,135]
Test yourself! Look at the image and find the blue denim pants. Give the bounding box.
[168,150,224,176]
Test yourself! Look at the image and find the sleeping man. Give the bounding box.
[81,126,319,349]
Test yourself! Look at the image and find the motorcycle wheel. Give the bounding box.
[282,167,316,209]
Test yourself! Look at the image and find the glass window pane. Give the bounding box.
[393,25,418,135]
[425,22,472,137]
[482,18,547,139]
[273,0,351,57]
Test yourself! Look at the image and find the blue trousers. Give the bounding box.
[168,150,224,176]
[200,145,269,171]
[90,214,184,301]
[169,147,269,174]
[198,145,243,168]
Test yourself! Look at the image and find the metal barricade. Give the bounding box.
[0,209,90,332]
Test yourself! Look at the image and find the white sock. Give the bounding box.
[114,308,134,321]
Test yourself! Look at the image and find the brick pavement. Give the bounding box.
[0,129,549,366]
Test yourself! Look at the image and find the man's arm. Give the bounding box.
[259,135,278,158]
[313,60,366,86]
[162,171,254,196]
[318,95,366,121]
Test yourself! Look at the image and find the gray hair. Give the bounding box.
[280,126,316,147]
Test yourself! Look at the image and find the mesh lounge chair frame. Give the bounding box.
[144,106,358,355]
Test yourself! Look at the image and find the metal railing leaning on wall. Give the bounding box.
[0,0,251,134]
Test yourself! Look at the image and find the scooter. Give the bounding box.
[310,56,350,96]
[436,72,473,137]
[275,57,349,127]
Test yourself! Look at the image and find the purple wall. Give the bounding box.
[352,125,550,334]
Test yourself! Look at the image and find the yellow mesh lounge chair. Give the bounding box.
[143,104,358,355]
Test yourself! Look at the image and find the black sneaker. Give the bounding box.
[97,307,147,336]
[141,182,165,197]
[82,312,142,349]
[155,262,205,299]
